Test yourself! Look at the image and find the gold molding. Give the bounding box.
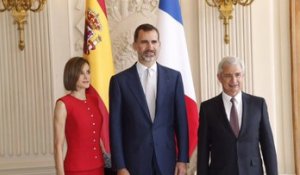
[205,0,254,44]
[290,0,300,174]
[0,0,47,50]
[12,9,27,50]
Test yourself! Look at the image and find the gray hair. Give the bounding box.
[217,56,244,74]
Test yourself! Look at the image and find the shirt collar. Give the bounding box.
[222,91,242,104]
[136,61,157,77]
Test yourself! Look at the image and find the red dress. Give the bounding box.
[59,94,104,175]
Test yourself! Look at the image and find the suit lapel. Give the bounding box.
[126,64,151,119]
[215,94,234,134]
[239,93,249,137]
[155,64,168,118]
[217,92,250,138]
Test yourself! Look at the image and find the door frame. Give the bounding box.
[290,0,300,174]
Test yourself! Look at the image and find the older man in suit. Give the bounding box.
[197,56,278,175]
[109,23,189,175]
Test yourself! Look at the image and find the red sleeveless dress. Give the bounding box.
[59,94,104,175]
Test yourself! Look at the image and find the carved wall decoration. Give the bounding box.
[111,30,137,72]
[71,0,86,56]
[106,0,158,24]
[106,0,158,72]
[70,0,158,72]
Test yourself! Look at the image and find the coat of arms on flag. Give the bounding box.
[84,9,102,55]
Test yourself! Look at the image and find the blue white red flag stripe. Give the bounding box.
[157,0,199,157]
[158,0,182,24]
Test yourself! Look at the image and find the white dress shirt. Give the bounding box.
[136,62,157,121]
[222,91,243,128]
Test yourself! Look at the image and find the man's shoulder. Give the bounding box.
[158,64,174,70]
[158,63,181,75]
[198,95,223,115]
[242,92,265,102]
[200,94,222,106]
[112,64,136,79]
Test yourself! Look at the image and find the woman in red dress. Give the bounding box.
[54,57,106,175]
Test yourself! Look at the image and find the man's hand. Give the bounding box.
[174,162,187,175]
[117,168,130,175]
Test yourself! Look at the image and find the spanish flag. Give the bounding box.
[83,0,114,163]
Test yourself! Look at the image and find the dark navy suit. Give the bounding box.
[197,93,278,175]
[109,63,189,175]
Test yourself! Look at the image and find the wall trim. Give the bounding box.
[290,0,300,174]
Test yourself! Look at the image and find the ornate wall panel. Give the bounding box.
[70,0,158,73]
[107,0,158,72]
[0,5,54,174]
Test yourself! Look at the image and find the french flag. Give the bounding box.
[157,0,199,157]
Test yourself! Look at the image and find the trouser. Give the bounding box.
[152,153,162,175]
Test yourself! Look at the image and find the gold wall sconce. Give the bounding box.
[205,0,254,44]
[0,0,47,50]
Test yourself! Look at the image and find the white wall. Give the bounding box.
[251,0,294,173]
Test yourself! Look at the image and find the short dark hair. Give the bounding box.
[133,23,160,42]
[63,57,89,91]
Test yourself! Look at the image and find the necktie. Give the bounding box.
[144,68,156,122]
[230,97,239,137]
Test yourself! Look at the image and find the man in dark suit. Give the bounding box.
[109,23,189,175]
[197,56,278,175]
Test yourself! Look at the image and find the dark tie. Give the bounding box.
[230,97,239,137]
